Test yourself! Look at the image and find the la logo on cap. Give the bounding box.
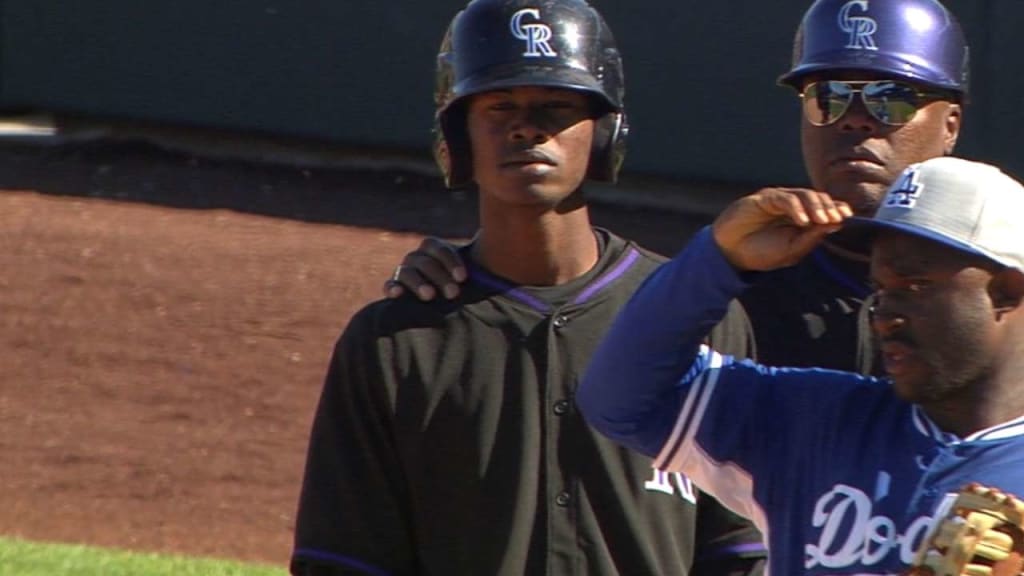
[884,165,924,209]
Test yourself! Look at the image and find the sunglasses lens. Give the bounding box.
[803,81,854,126]
[862,81,921,125]
[801,80,945,126]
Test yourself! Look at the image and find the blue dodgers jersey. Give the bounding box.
[655,347,1024,575]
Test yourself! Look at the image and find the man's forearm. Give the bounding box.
[577,226,751,456]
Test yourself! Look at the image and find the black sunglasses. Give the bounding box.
[801,80,952,127]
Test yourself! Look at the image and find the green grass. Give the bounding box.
[0,538,288,576]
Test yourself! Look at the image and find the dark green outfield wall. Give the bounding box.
[1,1,1020,184]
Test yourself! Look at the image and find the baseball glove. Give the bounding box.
[904,483,1024,576]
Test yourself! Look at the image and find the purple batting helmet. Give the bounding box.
[778,0,969,97]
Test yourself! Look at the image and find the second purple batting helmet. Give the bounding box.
[778,0,969,97]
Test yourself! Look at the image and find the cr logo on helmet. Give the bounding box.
[510,9,557,58]
[838,0,878,50]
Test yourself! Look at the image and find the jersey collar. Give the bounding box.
[912,405,1024,443]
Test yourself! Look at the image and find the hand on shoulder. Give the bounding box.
[383,236,469,301]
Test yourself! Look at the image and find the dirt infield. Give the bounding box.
[0,140,714,567]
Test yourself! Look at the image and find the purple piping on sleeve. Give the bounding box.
[696,541,768,561]
[292,548,392,576]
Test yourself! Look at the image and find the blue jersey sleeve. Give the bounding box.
[577,226,751,457]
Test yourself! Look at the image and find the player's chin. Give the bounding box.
[824,178,888,217]
[495,180,581,207]
[892,370,958,405]
[888,370,932,403]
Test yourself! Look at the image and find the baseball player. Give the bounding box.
[578,156,1024,575]
[383,0,970,377]
[741,0,969,374]
[289,0,764,574]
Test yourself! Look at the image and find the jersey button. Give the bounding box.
[555,491,572,507]
[553,400,570,416]
[552,315,569,328]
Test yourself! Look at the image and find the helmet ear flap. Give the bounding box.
[432,126,454,188]
[436,103,473,189]
[586,112,628,183]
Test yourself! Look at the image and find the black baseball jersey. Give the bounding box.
[291,229,765,576]
[738,246,880,375]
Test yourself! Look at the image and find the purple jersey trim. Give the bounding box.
[292,548,392,576]
[468,266,552,313]
[572,248,640,305]
[466,247,641,312]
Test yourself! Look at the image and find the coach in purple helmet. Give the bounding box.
[743,0,969,374]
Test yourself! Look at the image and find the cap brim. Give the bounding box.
[845,216,998,264]
[777,51,964,95]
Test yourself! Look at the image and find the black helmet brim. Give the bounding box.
[446,63,620,115]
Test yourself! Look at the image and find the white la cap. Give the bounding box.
[849,157,1024,270]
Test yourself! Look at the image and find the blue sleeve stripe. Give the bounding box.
[655,348,725,470]
[292,548,392,576]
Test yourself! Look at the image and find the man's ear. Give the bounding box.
[989,267,1024,318]
[943,103,963,155]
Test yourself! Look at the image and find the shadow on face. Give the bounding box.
[797,72,962,217]
[870,230,1005,403]
[466,86,598,209]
